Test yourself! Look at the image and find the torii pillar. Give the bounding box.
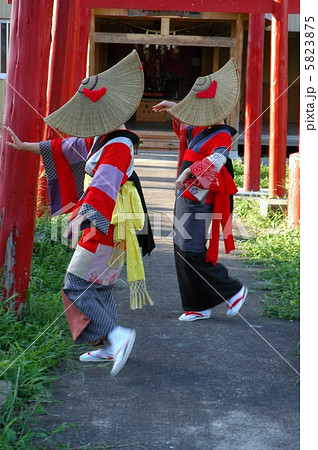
[37,0,90,216]
[243,13,265,191]
[0,0,54,311]
[268,0,289,198]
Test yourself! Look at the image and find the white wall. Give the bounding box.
[0,2,11,126]
[0,2,11,18]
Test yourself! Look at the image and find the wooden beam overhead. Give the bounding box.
[94,32,235,47]
[94,8,248,21]
[94,8,128,17]
[201,12,248,21]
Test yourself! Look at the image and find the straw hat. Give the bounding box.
[168,58,240,126]
[45,50,144,137]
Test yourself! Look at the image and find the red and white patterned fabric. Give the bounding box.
[40,132,136,285]
[187,158,219,190]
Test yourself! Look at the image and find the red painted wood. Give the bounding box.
[268,0,289,198]
[243,13,265,192]
[46,0,83,121]
[287,152,300,228]
[37,0,89,216]
[75,7,91,87]
[0,0,54,310]
[81,0,300,14]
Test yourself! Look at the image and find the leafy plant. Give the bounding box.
[234,192,299,321]
[232,159,270,190]
[0,217,75,447]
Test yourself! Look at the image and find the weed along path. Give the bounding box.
[34,152,300,449]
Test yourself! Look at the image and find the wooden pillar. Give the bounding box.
[287,152,300,228]
[201,47,213,75]
[230,14,244,154]
[88,9,96,76]
[213,47,219,72]
[268,0,289,198]
[243,13,265,191]
[0,0,54,311]
[37,0,90,216]
[161,17,170,36]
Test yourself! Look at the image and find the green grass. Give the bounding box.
[237,219,300,320]
[0,217,76,449]
[233,159,270,190]
[232,159,289,192]
[234,195,287,232]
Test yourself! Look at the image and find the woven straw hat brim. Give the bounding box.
[45,50,144,137]
[168,58,240,126]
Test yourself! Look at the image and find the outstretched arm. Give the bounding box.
[5,126,40,154]
[152,100,177,113]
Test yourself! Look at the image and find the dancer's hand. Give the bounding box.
[63,214,86,249]
[175,167,191,190]
[152,100,177,113]
[5,126,40,154]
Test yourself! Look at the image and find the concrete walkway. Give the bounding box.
[34,152,300,450]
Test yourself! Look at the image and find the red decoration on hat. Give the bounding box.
[196,80,218,99]
[83,87,107,102]
[140,62,144,70]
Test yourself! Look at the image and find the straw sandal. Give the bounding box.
[179,310,211,321]
[111,329,136,377]
[79,347,113,362]
[226,285,248,317]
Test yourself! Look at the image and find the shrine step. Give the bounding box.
[137,130,178,152]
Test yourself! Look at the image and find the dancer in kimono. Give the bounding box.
[6,50,154,376]
[153,59,247,322]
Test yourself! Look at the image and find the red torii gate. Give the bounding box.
[0,0,300,309]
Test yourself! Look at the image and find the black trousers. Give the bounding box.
[174,195,242,311]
